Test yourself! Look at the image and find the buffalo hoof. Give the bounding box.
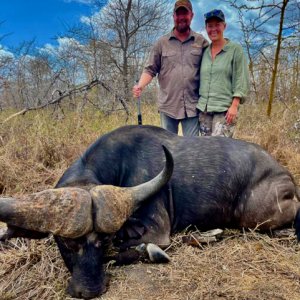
[146,243,170,263]
[272,228,295,238]
[0,227,9,241]
[200,228,223,238]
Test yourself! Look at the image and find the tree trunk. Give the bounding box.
[267,0,289,116]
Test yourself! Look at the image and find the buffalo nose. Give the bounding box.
[67,283,107,299]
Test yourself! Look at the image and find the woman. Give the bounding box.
[197,9,250,137]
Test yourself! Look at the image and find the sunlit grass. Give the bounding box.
[0,100,299,194]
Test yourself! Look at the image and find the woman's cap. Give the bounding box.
[204,9,225,22]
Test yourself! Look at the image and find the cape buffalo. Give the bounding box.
[0,125,299,299]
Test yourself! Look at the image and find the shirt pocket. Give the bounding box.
[161,51,177,71]
[190,49,202,67]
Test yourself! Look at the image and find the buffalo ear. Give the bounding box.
[0,225,49,241]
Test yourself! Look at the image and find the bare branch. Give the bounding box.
[1,78,129,124]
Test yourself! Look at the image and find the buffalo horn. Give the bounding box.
[0,188,93,238]
[91,145,174,233]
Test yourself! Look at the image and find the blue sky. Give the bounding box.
[0,0,99,48]
[0,0,294,55]
[0,0,245,50]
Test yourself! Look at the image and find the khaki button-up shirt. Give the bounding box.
[144,30,209,119]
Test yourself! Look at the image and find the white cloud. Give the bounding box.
[45,0,297,58]
[57,37,81,47]
[39,37,85,58]
[0,46,14,59]
[80,13,101,27]
[39,43,57,56]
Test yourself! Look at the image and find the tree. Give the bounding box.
[226,0,300,115]
[0,0,173,118]
[92,0,172,102]
[267,0,289,116]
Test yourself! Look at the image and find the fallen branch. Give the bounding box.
[1,79,129,124]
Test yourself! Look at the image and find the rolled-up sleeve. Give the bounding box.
[232,45,250,103]
[144,41,161,78]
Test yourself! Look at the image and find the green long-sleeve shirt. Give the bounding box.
[197,39,250,113]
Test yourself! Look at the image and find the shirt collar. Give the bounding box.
[223,38,231,51]
[169,29,195,42]
[209,38,231,52]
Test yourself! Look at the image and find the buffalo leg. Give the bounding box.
[106,247,146,265]
[116,195,172,250]
[107,243,170,265]
[295,209,300,241]
[0,225,48,241]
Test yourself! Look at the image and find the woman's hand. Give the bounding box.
[226,97,240,124]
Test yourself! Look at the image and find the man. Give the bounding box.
[132,0,208,136]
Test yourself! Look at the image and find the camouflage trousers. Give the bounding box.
[199,111,236,138]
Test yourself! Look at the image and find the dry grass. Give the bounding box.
[0,100,300,299]
[105,230,300,300]
[0,104,161,194]
[0,238,68,300]
[235,101,300,184]
[0,231,299,300]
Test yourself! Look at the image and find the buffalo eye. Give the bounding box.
[86,232,105,248]
[91,233,111,249]
[94,240,102,248]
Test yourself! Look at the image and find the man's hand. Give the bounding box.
[132,73,153,99]
[132,85,143,98]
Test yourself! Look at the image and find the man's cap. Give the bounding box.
[204,9,225,22]
[174,0,193,13]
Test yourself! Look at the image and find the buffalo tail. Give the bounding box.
[295,209,300,242]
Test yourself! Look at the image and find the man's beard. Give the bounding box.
[175,22,190,33]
